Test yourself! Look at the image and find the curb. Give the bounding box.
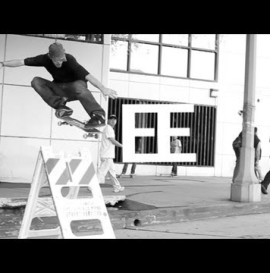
[108,201,270,229]
[0,195,126,209]
[1,198,270,238]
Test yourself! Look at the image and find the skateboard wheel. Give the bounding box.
[83,134,88,139]
[94,134,98,139]
[58,121,62,126]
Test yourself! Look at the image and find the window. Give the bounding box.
[190,50,216,81]
[162,34,189,46]
[110,40,128,70]
[130,43,159,74]
[132,34,159,43]
[161,47,188,77]
[24,34,104,44]
[191,34,216,50]
[108,97,216,167]
[110,34,219,82]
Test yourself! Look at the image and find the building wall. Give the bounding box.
[0,34,110,182]
[110,34,270,177]
[1,34,270,182]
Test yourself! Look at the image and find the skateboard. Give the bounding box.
[56,116,102,139]
[117,174,134,178]
[159,174,177,177]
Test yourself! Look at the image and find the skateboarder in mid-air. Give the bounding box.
[0,42,117,129]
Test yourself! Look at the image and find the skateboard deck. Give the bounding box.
[56,115,102,139]
[117,174,135,178]
[159,174,177,177]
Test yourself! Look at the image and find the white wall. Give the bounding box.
[109,65,219,176]
[110,34,270,178]
[2,34,270,181]
[0,34,110,183]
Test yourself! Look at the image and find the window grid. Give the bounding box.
[23,34,104,44]
[111,34,219,82]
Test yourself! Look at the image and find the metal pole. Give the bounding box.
[230,34,261,202]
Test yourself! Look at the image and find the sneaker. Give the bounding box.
[113,186,125,193]
[85,114,105,129]
[93,113,105,123]
[55,105,73,118]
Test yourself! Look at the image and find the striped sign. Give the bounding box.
[19,146,115,239]
[45,158,96,186]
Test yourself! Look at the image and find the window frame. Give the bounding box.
[22,34,104,44]
[110,34,219,82]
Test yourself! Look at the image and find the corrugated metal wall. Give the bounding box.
[108,97,216,167]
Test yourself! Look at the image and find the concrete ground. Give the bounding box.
[0,175,269,238]
[114,212,270,239]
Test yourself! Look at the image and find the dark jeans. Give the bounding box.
[122,163,137,175]
[171,163,177,175]
[31,77,105,118]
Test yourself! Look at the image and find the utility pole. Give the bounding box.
[230,34,261,202]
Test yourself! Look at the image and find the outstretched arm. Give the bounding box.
[109,137,123,148]
[0,59,25,69]
[85,73,118,100]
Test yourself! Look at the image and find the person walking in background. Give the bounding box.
[254,127,263,181]
[260,170,270,194]
[232,127,263,183]
[94,115,125,193]
[170,136,182,176]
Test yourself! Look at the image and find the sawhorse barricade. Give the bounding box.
[19,146,115,239]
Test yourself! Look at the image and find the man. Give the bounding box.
[254,127,263,182]
[170,136,182,176]
[95,114,124,193]
[0,42,117,129]
[232,127,264,188]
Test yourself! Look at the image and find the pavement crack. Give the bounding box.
[124,227,235,238]
[127,191,162,198]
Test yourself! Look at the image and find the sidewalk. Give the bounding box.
[1,175,269,238]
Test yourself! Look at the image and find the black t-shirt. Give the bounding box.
[24,53,89,83]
